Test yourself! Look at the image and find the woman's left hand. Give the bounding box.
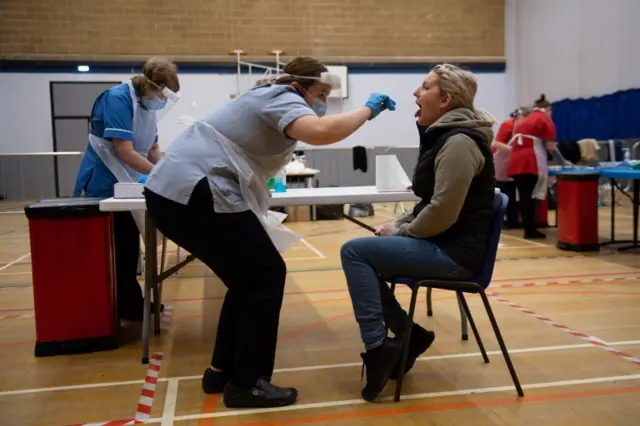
[375,223,396,236]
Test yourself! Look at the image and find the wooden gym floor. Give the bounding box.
[0,200,639,425]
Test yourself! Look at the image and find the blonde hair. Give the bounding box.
[431,63,497,125]
[132,56,180,94]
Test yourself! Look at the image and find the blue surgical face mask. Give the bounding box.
[294,85,328,117]
[143,98,167,111]
[312,98,327,117]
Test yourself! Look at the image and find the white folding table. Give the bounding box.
[99,186,421,364]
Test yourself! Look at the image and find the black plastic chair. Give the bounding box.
[385,193,524,402]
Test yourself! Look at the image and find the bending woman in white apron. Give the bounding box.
[143,56,396,409]
[73,56,180,321]
[506,95,559,239]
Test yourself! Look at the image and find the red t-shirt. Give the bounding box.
[507,110,556,177]
[496,117,516,143]
[492,118,515,154]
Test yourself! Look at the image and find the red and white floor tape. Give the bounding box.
[133,352,163,423]
[73,352,165,425]
[160,305,174,331]
[494,274,640,289]
[489,293,640,367]
[0,313,34,320]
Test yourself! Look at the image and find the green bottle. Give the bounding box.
[267,177,275,190]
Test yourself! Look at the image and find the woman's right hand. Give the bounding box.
[364,93,396,120]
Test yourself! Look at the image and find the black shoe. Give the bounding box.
[524,230,546,239]
[390,325,435,380]
[202,368,227,394]
[360,337,403,402]
[223,378,297,408]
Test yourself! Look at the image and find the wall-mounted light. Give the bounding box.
[77,65,90,72]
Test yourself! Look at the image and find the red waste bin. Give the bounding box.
[556,172,600,251]
[24,198,118,357]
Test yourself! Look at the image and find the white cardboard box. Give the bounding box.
[114,183,145,199]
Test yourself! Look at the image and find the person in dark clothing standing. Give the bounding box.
[339,64,497,402]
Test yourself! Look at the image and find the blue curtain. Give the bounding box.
[552,88,640,141]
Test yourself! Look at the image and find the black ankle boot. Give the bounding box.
[390,325,435,380]
[360,337,403,402]
[524,230,546,239]
[223,378,297,408]
[202,368,227,394]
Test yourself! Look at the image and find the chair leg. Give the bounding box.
[426,287,433,316]
[478,290,524,397]
[394,285,419,402]
[457,292,489,363]
[385,282,396,337]
[456,293,469,341]
[160,236,167,275]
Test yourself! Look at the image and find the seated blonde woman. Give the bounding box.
[340,64,497,402]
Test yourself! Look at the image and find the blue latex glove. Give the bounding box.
[364,93,396,120]
[137,175,148,184]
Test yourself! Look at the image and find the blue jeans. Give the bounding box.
[340,236,473,350]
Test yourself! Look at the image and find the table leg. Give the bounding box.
[141,212,155,364]
[306,177,317,220]
[147,216,161,335]
[618,180,640,252]
[159,236,167,301]
[634,180,639,245]
[610,178,616,241]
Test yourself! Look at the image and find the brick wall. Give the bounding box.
[0,0,504,62]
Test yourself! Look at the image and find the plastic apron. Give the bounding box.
[508,133,548,200]
[176,115,301,253]
[493,148,511,182]
[493,124,516,182]
[87,81,158,237]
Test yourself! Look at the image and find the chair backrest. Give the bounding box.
[474,192,508,288]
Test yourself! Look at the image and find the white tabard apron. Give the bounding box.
[88,81,159,240]
[176,115,300,253]
[508,133,549,200]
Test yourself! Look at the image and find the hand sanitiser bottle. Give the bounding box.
[274,170,287,193]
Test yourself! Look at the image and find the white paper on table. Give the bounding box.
[375,154,412,191]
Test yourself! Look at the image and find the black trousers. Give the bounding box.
[113,211,145,318]
[144,178,287,389]
[495,180,520,228]
[378,278,411,337]
[512,174,539,234]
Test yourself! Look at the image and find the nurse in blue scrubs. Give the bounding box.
[73,56,180,321]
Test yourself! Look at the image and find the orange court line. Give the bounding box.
[2,269,638,314]
[2,289,639,349]
[198,394,221,426]
[222,385,640,426]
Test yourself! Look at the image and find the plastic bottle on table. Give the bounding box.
[274,170,287,193]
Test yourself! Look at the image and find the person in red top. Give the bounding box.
[507,94,558,239]
[492,106,531,228]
